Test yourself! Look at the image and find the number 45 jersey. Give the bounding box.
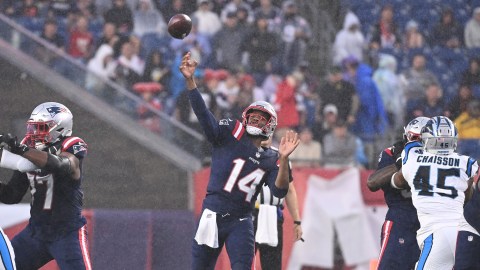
[401,141,478,242]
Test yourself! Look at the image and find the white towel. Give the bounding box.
[194,208,219,248]
[255,204,278,247]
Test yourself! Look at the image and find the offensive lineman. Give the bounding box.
[0,102,91,270]
[392,116,479,270]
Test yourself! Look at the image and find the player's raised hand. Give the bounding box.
[278,130,300,158]
[2,133,29,155]
[179,52,198,80]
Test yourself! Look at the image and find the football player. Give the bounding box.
[0,102,91,270]
[367,116,429,270]
[460,177,480,270]
[179,52,299,270]
[392,116,479,270]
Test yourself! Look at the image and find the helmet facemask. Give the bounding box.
[421,116,458,155]
[25,121,61,150]
[241,101,277,138]
[245,110,271,137]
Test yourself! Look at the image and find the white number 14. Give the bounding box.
[224,159,266,202]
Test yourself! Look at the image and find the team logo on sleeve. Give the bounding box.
[73,143,87,154]
[46,106,68,117]
[219,118,233,125]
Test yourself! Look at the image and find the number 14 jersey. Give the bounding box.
[401,141,478,243]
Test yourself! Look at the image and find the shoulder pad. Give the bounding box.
[61,137,88,159]
[384,147,393,156]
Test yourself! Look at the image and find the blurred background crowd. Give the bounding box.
[2,0,480,169]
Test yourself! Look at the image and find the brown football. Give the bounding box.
[168,14,192,39]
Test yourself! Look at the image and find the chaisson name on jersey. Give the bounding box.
[416,155,460,166]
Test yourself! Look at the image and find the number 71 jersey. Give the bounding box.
[401,141,478,242]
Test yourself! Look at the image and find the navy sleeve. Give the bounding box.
[465,184,480,232]
[0,171,29,204]
[377,148,395,170]
[188,88,222,143]
[264,161,288,198]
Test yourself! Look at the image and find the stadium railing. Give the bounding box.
[0,14,207,161]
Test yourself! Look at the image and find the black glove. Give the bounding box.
[2,134,29,156]
[392,140,405,170]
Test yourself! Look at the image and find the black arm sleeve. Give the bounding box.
[44,153,71,175]
[0,171,29,204]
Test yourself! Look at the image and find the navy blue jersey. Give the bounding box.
[377,144,419,229]
[465,181,480,232]
[189,88,287,216]
[0,136,87,240]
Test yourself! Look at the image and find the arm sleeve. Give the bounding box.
[0,171,29,204]
[264,167,288,199]
[1,149,39,172]
[188,88,222,143]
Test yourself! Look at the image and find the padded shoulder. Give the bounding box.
[61,137,88,159]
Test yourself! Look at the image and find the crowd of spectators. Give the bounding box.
[3,0,480,168]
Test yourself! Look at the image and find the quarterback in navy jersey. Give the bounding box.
[180,52,300,270]
[367,117,429,270]
[0,102,91,270]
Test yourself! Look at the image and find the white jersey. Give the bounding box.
[401,141,479,243]
[0,227,16,270]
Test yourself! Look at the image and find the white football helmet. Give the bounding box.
[404,116,430,142]
[241,101,277,138]
[421,116,458,155]
[25,102,73,150]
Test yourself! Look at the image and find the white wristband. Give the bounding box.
[1,149,39,172]
[390,172,402,189]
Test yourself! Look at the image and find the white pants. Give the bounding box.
[416,227,457,270]
[0,227,16,270]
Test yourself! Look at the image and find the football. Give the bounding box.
[167,14,192,39]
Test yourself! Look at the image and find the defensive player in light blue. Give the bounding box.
[180,52,300,270]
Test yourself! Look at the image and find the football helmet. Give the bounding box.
[25,102,73,150]
[421,116,458,155]
[241,101,277,138]
[404,116,430,142]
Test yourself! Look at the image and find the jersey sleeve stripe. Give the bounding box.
[232,121,245,141]
[402,141,421,165]
[62,137,82,151]
[466,158,476,178]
